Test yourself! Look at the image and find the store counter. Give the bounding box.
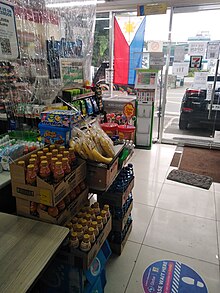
[0,213,69,293]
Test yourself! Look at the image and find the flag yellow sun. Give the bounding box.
[124,21,136,33]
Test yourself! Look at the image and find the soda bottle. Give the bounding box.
[39,160,51,182]
[62,157,71,175]
[51,157,58,173]
[53,161,64,183]
[26,164,37,186]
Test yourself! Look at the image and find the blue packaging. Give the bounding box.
[38,123,71,146]
[40,109,81,128]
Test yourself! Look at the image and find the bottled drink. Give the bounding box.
[100,210,107,225]
[71,217,78,225]
[69,148,76,167]
[39,160,51,182]
[62,158,71,175]
[88,208,96,221]
[80,234,91,252]
[51,157,58,173]
[49,144,56,152]
[127,163,134,177]
[92,202,100,216]
[37,151,44,161]
[29,158,38,173]
[59,146,65,154]
[91,221,99,237]
[17,160,26,173]
[76,224,84,241]
[81,219,88,233]
[69,232,79,249]
[96,216,103,231]
[30,154,38,165]
[26,164,37,186]
[43,147,49,155]
[53,161,64,183]
[103,204,111,219]
[52,149,58,157]
[85,213,92,224]
[63,150,69,158]
[66,222,73,232]
[46,152,52,167]
[88,227,96,244]
[40,155,47,162]
[57,154,63,162]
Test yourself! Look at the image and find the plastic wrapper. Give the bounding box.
[0,0,96,127]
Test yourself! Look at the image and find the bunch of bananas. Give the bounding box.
[70,125,115,164]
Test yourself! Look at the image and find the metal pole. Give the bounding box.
[157,69,163,140]
[109,11,114,98]
[208,58,219,119]
[159,7,174,143]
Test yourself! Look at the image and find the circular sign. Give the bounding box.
[142,260,208,293]
[123,103,135,118]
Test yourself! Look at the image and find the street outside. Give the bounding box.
[152,77,214,142]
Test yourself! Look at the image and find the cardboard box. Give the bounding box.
[16,188,89,226]
[87,158,119,191]
[112,201,133,232]
[109,222,132,255]
[97,177,135,208]
[10,152,86,206]
[57,216,112,269]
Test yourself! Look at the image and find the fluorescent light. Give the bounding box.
[46,0,105,8]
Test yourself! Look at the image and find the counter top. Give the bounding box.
[0,171,11,189]
[0,213,69,293]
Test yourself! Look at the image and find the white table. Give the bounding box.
[0,212,69,293]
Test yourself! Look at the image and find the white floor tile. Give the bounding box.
[143,208,219,264]
[133,162,168,182]
[133,178,163,206]
[128,203,154,244]
[105,241,141,293]
[157,183,216,220]
[126,245,220,293]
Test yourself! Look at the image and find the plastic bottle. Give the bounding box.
[85,213,92,224]
[52,149,58,157]
[59,146,65,154]
[26,164,37,186]
[46,152,52,167]
[37,150,44,160]
[88,227,96,244]
[69,148,76,167]
[57,154,63,162]
[103,204,111,219]
[63,150,69,158]
[62,157,71,175]
[100,210,107,225]
[53,161,64,183]
[128,163,134,177]
[66,222,73,232]
[29,158,38,173]
[40,155,47,162]
[80,234,91,252]
[69,232,79,249]
[43,147,49,155]
[91,221,99,237]
[49,144,56,152]
[51,157,58,173]
[39,160,51,182]
[81,219,88,233]
[30,154,39,165]
[96,216,103,231]
[93,202,100,216]
[17,160,26,170]
[76,224,84,241]
[88,208,96,221]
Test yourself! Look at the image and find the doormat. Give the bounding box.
[167,169,212,189]
[179,147,220,183]
[170,152,182,167]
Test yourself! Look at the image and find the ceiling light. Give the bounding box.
[46,0,105,8]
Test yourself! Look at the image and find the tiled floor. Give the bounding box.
[105,143,220,293]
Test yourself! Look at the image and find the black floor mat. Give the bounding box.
[167,169,213,190]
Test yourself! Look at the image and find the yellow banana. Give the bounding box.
[82,141,94,160]
[91,148,112,164]
[99,137,115,158]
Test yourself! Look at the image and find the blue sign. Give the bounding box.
[142,260,208,293]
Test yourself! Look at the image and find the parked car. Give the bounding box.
[179,88,220,130]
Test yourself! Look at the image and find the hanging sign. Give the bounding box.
[142,260,208,293]
[137,3,167,16]
[105,68,114,84]
[190,56,203,69]
[148,40,163,53]
[206,83,213,101]
[174,46,185,62]
[188,42,207,56]
[123,103,135,118]
[149,52,165,70]
[193,72,208,89]
[0,1,19,59]
[172,62,189,77]
[206,41,220,59]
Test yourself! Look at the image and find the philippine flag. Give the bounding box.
[114,16,146,85]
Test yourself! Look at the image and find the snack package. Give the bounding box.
[85,98,93,116]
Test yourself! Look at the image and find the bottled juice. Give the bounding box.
[93,202,100,216]
[37,151,44,160]
[59,146,65,154]
[69,148,76,166]
[26,164,37,186]
[96,216,103,231]
[69,232,79,249]
[88,208,96,221]
[103,204,111,218]
[63,150,69,158]
[81,219,88,233]
[57,154,63,162]
[80,234,91,252]
[17,160,25,169]
[43,147,49,155]
[39,160,51,182]
[46,152,52,167]
[53,161,64,183]
[76,224,84,241]
[52,149,58,157]
[51,157,58,173]
[88,227,96,244]
[29,158,38,173]
[100,210,107,224]
[91,221,99,237]
[85,213,92,224]
[40,155,47,162]
[62,157,71,175]
[49,144,56,152]
[30,154,38,165]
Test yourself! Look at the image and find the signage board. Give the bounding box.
[0,1,19,59]
[149,52,165,70]
[137,3,167,16]
[206,41,220,59]
[172,62,189,77]
[142,260,208,293]
[147,40,163,53]
[189,56,202,69]
[188,42,207,56]
[174,45,185,62]
[193,72,208,89]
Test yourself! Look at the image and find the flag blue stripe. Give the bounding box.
[128,17,146,85]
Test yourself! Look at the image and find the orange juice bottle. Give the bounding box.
[51,157,58,173]
[69,148,76,167]
[39,160,51,182]
[52,149,58,157]
[59,146,65,154]
[26,164,37,186]
[53,161,64,183]
[57,154,63,162]
[43,147,49,155]
[62,157,71,175]
[29,158,39,173]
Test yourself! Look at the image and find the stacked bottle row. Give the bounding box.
[108,216,133,244]
[17,144,77,186]
[63,202,111,252]
[111,193,133,220]
[108,164,134,193]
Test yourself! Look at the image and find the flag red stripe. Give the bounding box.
[113,18,129,85]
